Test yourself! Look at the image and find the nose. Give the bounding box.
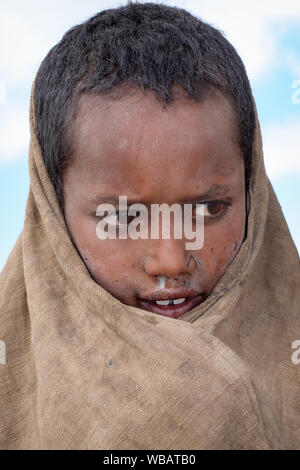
[143,238,194,279]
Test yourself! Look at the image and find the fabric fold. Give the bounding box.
[0,76,299,449]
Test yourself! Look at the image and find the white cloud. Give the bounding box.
[262,118,300,179]
[0,13,47,85]
[0,0,124,85]
[185,0,300,81]
[0,110,29,162]
[0,81,6,105]
[286,53,300,78]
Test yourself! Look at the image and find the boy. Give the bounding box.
[0,2,299,450]
[34,1,251,321]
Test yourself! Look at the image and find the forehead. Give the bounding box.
[65,88,243,203]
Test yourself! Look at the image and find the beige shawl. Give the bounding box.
[0,79,299,450]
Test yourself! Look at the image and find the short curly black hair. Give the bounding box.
[34,1,255,211]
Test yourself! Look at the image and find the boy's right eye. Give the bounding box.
[97,211,135,227]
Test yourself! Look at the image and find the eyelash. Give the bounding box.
[201,200,231,219]
[96,200,231,226]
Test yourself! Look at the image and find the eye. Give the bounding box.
[97,211,136,227]
[195,201,230,218]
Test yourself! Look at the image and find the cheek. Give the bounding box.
[77,234,139,299]
[63,198,141,303]
[201,205,246,280]
[82,240,131,274]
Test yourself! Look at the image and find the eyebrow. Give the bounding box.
[90,184,231,206]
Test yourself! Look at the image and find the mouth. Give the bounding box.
[137,291,206,319]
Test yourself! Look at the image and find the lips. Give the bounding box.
[137,292,206,319]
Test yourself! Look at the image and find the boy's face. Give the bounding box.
[63,88,246,319]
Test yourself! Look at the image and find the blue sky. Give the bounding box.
[0,0,299,271]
